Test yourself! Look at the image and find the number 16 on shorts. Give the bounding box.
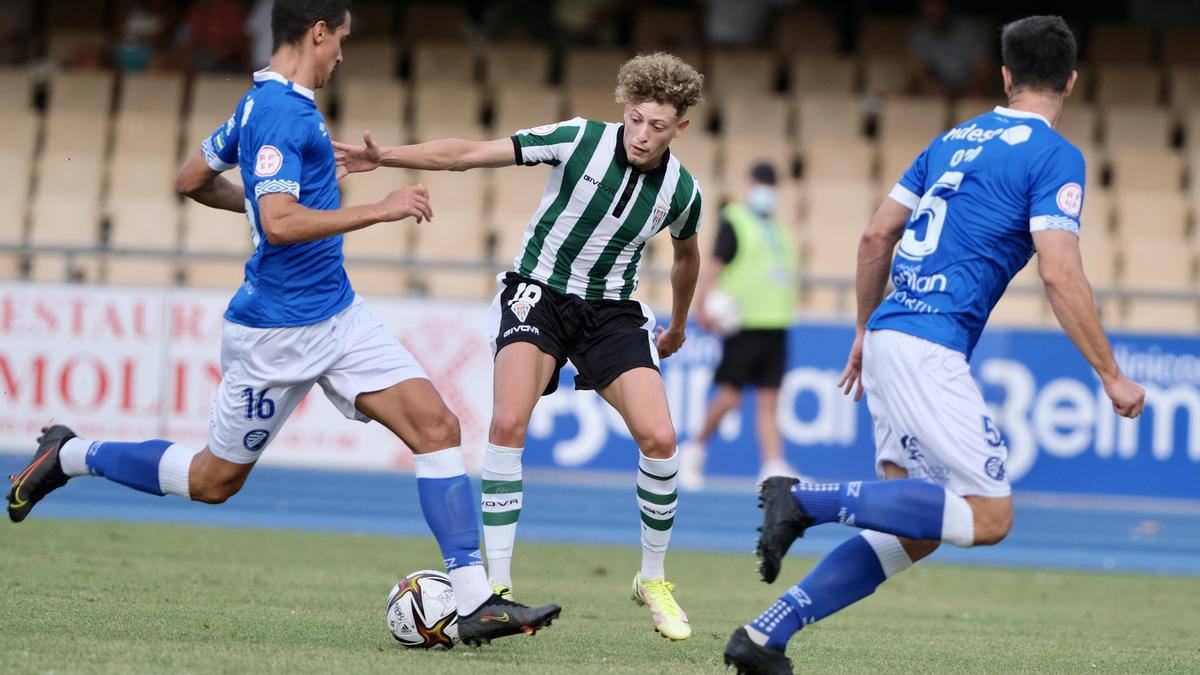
[241,388,276,420]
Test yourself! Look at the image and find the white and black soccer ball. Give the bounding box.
[703,289,742,337]
[385,570,459,649]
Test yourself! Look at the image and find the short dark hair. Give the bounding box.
[1000,15,1076,93]
[272,0,352,52]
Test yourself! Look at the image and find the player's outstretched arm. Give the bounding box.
[1034,229,1145,418]
[839,197,910,400]
[176,150,245,213]
[656,234,702,358]
[257,185,433,246]
[333,131,515,178]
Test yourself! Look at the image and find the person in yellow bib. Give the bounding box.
[682,162,803,490]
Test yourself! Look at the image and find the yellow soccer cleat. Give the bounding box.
[492,584,514,601]
[631,573,692,640]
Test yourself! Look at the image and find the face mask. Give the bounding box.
[747,185,777,216]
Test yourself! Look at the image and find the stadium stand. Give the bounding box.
[0,1,1195,332]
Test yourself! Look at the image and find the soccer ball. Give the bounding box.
[385,570,459,649]
[703,289,741,336]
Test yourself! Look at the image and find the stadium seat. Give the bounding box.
[1108,147,1185,192]
[667,131,718,181]
[1095,64,1162,106]
[564,87,622,124]
[796,94,867,145]
[1164,28,1200,64]
[107,156,179,210]
[112,113,180,162]
[190,73,251,125]
[0,109,39,158]
[180,198,253,289]
[0,152,29,244]
[411,83,485,142]
[989,258,1049,327]
[857,17,913,57]
[1118,238,1198,332]
[632,6,697,50]
[338,40,400,80]
[106,197,180,286]
[408,170,492,299]
[722,136,794,193]
[861,57,908,96]
[48,69,113,113]
[773,9,840,55]
[561,49,630,90]
[339,166,413,295]
[1056,104,1099,147]
[1088,23,1154,64]
[42,110,107,158]
[1167,66,1200,113]
[29,153,103,283]
[0,67,34,111]
[47,28,107,66]
[876,97,948,144]
[800,178,875,316]
[403,3,471,43]
[1103,106,1173,151]
[338,79,405,127]
[804,140,875,183]
[720,94,790,140]
[877,139,925,185]
[491,167,552,264]
[1113,189,1190,242]
[1080,188,1114,238]
[120,72,185,117]
[485,42,552,88]
[790,56,858,96]
[951,97,1002,124]
[492,86,562,136]
[709,50,778,98]
[411,42,477,84]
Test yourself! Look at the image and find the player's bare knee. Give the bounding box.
[489,411,528,447]
[637,428,677,459]
[972,505,1014,546]
[899,537,940,562]
[191,477,242,504]
[412,409,461,453]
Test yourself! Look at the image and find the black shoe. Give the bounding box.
[724,626,793,675]
[457,594,561,647]
[756,476,813,584]
[7,425,76,523]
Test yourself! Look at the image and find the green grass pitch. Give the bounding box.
[3,519,1199,673]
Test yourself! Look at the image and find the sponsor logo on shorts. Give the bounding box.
[502,324,540,339]
[984,456,1006,481]
[507,282,542,323]
[243,429,270,452]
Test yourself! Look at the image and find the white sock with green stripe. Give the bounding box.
[481,443,523,588]
[637,450,679,581]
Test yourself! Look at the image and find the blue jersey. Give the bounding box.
[868,106,1086,358]
[201,69,353,327]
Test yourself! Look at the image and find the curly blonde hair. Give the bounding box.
[615,52,705,117]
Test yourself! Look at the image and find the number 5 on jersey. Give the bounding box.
[898,171,964,261]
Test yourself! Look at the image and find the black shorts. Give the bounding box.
[492,272,660,396]
[714,329,788,389]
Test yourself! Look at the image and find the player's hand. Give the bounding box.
[376,185,433,224]
[654,324,686,359]
[838,330,866,401]
[333,130,383,180]
[1103,374,1145,418]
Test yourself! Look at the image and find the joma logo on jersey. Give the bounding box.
[508,282,542,322]
[583,174,616,194]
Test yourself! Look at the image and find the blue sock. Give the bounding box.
[749,534,891,649]
[792,479,967,542]
[416,474,484,571]
[84,440,173,496]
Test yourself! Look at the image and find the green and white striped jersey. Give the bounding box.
[508,117,703,301]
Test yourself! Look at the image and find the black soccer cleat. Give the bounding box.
[456,594,562,647]
[755,476,813,584]
[723,626,793,675]
[7,425,76,523]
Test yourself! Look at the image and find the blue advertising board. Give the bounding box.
[522,321,1200,500]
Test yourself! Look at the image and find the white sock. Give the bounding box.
[941,492,976,547]
[860,530,914,577]
[637,450,679,580]
[481,443,523,588]
[449,565,491,616]
[158,444,198,499]
[58,438,92,477]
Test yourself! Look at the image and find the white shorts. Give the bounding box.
[862,329,1011,498]
[208,297,428,463]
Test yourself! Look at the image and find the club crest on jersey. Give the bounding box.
[1056,182,1083,216]
[507,282,542,323]
[529,122,559,136]
[652,202,670,229]
[255,145,283,177]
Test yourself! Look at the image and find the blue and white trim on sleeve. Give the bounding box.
[254,179,301,200]
[1029,215,1080,236]
[201,137,236,171]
